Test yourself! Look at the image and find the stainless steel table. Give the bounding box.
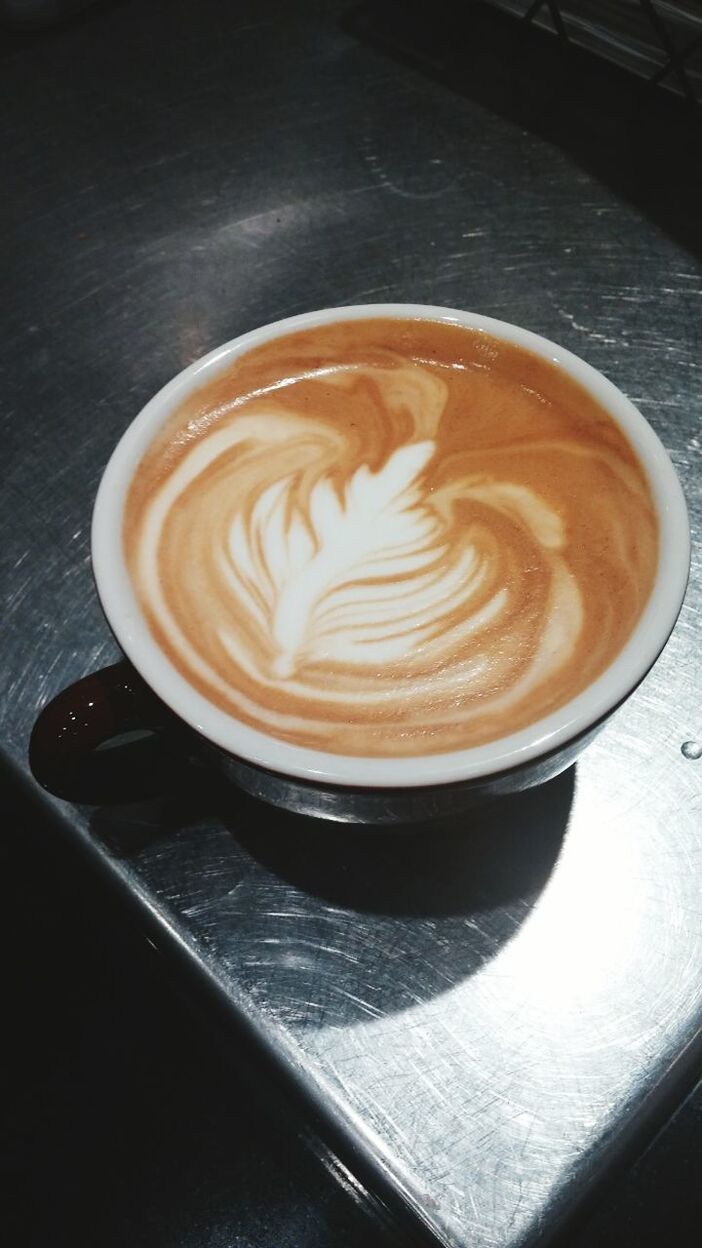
[3,3,701,1246]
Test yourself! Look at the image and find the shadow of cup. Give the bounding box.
[89,763,573,1023]
[231,764,575,917]
[201,766,576,1027]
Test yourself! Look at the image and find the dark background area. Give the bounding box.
[1,784,398,1248]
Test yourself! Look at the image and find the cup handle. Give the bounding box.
[29,659,183,803]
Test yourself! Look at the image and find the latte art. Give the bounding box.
[125,319,658,756]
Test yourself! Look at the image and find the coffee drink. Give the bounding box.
[124,317,658,757]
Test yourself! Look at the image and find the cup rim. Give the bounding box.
[92,303,690,788]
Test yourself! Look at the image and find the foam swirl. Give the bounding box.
[125,319,658,756]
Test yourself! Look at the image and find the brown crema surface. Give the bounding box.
[124,318,658,757]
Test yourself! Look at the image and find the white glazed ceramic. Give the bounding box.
[92,304,690,791]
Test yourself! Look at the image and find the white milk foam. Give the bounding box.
[135,366,584,737]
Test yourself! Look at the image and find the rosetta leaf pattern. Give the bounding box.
[228,440,444,677]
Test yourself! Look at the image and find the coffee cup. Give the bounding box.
[30,304,690,822]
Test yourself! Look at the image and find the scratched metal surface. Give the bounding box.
[2,2,702,1246]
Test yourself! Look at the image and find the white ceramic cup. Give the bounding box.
[31,305,690,820]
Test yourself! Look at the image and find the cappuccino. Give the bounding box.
[124,318,658,757]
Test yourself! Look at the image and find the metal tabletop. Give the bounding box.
[3,2,701,1246]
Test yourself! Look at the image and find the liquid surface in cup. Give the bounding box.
[124,318,658,757]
